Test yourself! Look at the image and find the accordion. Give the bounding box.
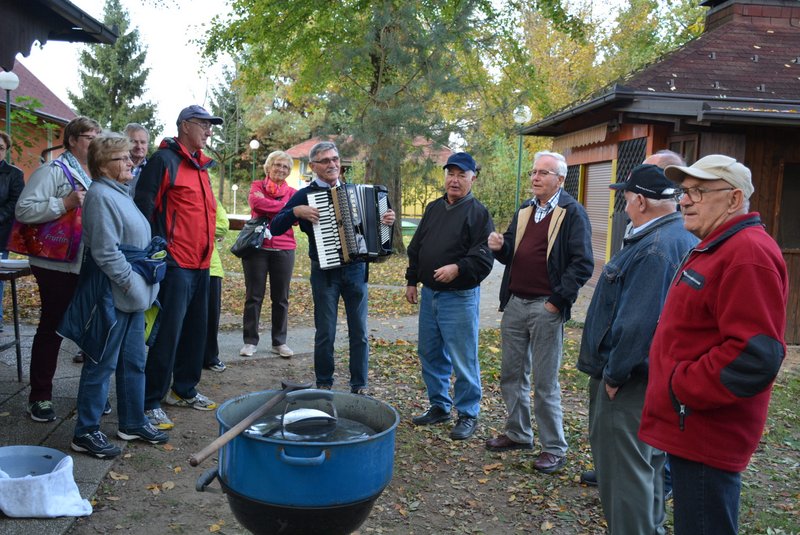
[307,184,393,269]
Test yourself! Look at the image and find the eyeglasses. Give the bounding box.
[271,163,291,170]
[78,134,97,141]
[676,186,734,203]
[186,120,213,131]
[311,156,340,165]
[110,155,133,163]
[529,169,558,178]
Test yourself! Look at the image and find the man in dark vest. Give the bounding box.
[485,150,593,474]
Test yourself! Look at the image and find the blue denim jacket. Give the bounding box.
[577,211,698,386]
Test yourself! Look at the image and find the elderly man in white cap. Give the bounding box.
[639,155,788,535]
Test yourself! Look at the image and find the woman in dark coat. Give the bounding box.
[0,131,25,332]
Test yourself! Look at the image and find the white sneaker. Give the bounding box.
[163,390,218,411]
[271,344,294,358]
[239,344,257,356]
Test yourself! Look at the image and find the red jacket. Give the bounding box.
[248,177,297,250]
[134,138,216,269]
[639,213,788,472]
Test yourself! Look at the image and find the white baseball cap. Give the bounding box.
[664,154,753,199]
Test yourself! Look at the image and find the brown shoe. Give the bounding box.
[485,435,533,452]
[532,452,566,474]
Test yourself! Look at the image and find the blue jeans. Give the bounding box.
[75,310,147,436]
[144,267,209,408]
[310,262,368,389]
[669,454,741,535]
[418,285,481,418]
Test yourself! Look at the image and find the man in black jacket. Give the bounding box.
[405,152,495,440]
[485,150,593,473]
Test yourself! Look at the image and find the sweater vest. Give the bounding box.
[509,211,552,299]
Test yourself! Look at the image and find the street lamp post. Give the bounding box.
[231,184,239,215]
[0,71,20,163]
[513,105,532,209]
[249,138,260,184]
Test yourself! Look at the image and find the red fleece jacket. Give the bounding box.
[639,213,788,472]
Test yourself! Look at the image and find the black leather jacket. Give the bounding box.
[0,161,25,248]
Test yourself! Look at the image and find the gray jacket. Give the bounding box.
[82,177,158,312]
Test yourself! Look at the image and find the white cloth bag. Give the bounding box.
[0,455,92,517]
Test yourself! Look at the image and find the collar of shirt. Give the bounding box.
[532,188,561,223]
[627,212,670,237]
[313,177,340,189]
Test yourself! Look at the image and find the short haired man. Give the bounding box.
[644,149,685,169]
[578,164,698,534]
[270,141,395,394]
[134,105,223,430]
[123,123,149,195]
[485,150,593,473]
[405,152,494,440]
[640,155,788,534]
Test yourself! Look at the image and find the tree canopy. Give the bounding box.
[204,1,704,228]
[69,0,159,134]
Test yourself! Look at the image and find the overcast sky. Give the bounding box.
[17,0,232,140]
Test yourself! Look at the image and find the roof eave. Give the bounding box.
[520,85,637,136]
[38,0,118,45]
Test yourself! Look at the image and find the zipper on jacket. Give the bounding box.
[678,404,686,431]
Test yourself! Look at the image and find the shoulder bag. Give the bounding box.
[7,160,83,262]
[230,216,271,258]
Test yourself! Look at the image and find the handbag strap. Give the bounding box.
[52,160,79,191]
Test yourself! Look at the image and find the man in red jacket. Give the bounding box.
[135,105,222,430]
[639,154,788,535]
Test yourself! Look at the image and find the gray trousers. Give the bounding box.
[589,376,666,535]
[500,295,567,454]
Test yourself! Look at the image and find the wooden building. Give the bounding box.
[522,0,800,343]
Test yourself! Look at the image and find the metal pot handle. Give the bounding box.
[279,448,327,466]
[284,389,335,402]
[196,467,220,492]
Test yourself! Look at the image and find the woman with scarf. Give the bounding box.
[239,150,297,358]
[15,116,101,423]
[66,133,167,458]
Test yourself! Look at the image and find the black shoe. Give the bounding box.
[580,470,598,486]
[412,405,451,426]
[117,423,169,445]
[350,386,368,395]
[28,400,56,422]
[316,384,332,390]
[450,415,477,440]
[71,430,121,459]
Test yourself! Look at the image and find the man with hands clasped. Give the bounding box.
[405,152,494,441]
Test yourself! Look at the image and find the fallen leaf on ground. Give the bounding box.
[108,471,128,481]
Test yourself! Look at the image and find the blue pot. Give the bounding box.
[215,390,399,508]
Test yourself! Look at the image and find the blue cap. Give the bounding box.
[176,105,223,127]
[443,152,477,173]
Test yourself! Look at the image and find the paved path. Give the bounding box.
[0,261,592,534]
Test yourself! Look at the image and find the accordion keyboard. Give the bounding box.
[308,190,343,269]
